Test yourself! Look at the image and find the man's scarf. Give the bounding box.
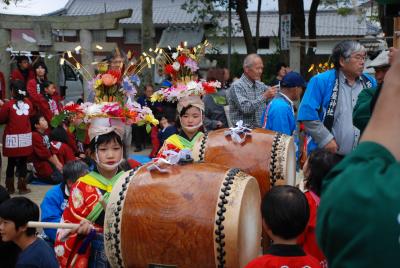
[323,71,373,132]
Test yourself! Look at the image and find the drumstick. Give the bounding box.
[27,221,102,232]
[28,221,79,229]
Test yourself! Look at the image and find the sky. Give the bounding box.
[0,0,362,15]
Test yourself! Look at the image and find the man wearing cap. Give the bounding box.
[298,40,377,155]
[261,72,305,136]
[316,47,400,267]
[353,48,394,135]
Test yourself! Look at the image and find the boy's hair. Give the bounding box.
[62,160,89,184]
[0,185,10,204]
[0,197,39,236]
[88,131,123,153]
[16,55,29,64]
[305,149,343,196]
[262,185,309,240]
[50,126,69,144]
[275,62,288,74]
[30,114,45,131]
[41,80,54,90]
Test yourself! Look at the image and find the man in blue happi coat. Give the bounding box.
[261,71,305,136]
[298,40,377,155]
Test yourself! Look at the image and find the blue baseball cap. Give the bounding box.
[281,71,306,88]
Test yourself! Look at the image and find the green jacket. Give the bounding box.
[353,87,376,135]
[317,142,400,267]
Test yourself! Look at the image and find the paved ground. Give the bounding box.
[2,144,304,207]
[2,146,152,206]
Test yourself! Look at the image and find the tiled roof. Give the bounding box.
[58,0,196,25]
[217,11,369,37]
[56,0,371,36]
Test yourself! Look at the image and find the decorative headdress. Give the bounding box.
[150,40,220,111]
[52,49,158,142]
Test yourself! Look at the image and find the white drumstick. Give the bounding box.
[27,221,79,229]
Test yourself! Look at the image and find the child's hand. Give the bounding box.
[74,220,93,236]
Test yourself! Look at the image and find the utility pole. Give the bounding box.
[228,0,232,71]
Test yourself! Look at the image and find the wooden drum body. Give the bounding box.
[104,163,262,268]
[192,128,296,195]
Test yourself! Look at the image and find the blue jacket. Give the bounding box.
[261,95,295,136]
[298,69,376,152]
[40,184,68,242]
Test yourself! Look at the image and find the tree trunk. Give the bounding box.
[307,0,320,56]
[236,0,256,54]
[378,4,393,47]
[255,0,262,51]
[141,0,154,84]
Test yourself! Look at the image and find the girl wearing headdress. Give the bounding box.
[152,41,219,160]
[54,117,126,268]
[156,95,205,159]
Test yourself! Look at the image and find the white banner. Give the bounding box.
[280,14,291,51]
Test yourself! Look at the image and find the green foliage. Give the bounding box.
[75,123,87,142]
[337,7,352,15]
[181,0,246,37]
[50,113,68,128]
[2,0,21,5]
[211,94,227,105]
[146,123,152,133]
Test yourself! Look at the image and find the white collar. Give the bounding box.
[279,92,294,106]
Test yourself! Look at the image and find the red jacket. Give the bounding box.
[50,141,75,165]
[31,131,53,179]
[10,68,35,86]
[66,129,79,155]
[245,244,321,268]
[27,78,63,123]
[0,71,5,99]
[298,191,327,267]
[0,99,33,157]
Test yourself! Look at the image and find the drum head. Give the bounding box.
[215,170,262,267]
[270,133,296,186]
[284,136,296,186]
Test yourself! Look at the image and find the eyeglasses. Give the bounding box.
[350,55,366,61]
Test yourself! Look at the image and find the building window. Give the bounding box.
[125,29,141,44]
[92,30,106,42]
[254,37,269,49]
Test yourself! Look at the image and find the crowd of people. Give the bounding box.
[0,38,398,267]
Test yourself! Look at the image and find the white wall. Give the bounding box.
[208,37,278,55]
[209,36,341,56]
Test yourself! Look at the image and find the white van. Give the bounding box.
[59,61,84,103]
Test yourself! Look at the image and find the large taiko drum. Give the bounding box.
[192,128,296,196]
[104,163,262,268]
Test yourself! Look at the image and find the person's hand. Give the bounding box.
[0,100,4,107]
[263,86,278,100]
[75,220,93,236]
[78,153,86,159]
[324,139,338,153]
[56,163,63,172]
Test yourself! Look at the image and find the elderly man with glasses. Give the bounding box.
[298,40,377,155]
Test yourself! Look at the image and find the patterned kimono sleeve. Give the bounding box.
[54,181,101,268]
[155,139,181,159]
